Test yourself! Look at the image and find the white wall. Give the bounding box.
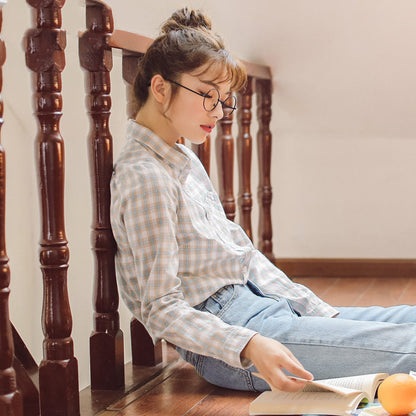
[3,0,416,389]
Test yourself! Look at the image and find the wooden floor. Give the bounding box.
[90,276,416,416]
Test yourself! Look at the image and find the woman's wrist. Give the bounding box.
[241,333,260,361]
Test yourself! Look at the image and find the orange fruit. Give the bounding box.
[378,373,416,415]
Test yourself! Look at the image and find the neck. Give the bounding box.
[135,101,178,147]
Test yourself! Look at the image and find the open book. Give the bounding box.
[249,372,388,416]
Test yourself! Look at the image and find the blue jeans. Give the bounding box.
[176,283,416,391]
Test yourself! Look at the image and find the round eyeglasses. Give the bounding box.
[166,79,237,119]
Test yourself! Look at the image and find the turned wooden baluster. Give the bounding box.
[256,78,275,261]
[236,77,253,240]
[192,137,211,176]
[216,114,235,220]
[25,0,80,414]
[0,6,24,416]
[122,50,162,366]
[79,0,124,388]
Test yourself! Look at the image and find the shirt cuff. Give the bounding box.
[224,327,258,369]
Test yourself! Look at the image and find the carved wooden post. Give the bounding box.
[256,78,275,261]
[121,50,163,366]
[0,5,24,416]
[216,115,235,220]
[79,0,124,389]
[192,137,211,176]
[25,0,80,414]
[236,77,253,240]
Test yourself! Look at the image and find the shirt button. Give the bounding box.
[206,192,215,202]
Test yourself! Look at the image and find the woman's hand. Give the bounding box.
[241,333,313,392]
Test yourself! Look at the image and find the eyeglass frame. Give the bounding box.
[165,78,237,118]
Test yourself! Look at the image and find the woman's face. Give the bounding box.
[165,67,233,146]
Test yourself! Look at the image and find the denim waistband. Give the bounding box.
[194,284,236,312]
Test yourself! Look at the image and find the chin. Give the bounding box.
[188,135,209,145]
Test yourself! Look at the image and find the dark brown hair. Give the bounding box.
[133,7,247,110]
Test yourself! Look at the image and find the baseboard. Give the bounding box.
[274,258,416,278]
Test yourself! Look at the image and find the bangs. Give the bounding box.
[193,51,247,92]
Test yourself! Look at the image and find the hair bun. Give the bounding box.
[161,7,212,34]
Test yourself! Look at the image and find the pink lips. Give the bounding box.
[201,125,214,134]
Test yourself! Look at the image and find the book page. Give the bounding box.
[310,373,387,401]
[301,379,360,396]
[249,390,365,416]
[278,373,387,401]
[255,372,387,402]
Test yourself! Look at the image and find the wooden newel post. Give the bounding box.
[25,0,80,414]
[256,78,275,261]
[79,0,124,389]
[0,5,24,415]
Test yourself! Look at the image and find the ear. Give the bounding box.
[149,74,170,105]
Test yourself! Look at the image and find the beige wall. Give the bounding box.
[3,0,416,388]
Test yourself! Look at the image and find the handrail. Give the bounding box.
[109,29,272,80]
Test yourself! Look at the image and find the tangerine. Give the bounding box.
[378,373,416,415]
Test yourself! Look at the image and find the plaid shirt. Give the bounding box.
[110,120,338,369]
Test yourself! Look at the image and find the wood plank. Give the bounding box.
[117,363,215,416]
[294,276,415,307]
[185,387,258,416]
[354,277,410,307]
[293,276,339,299]
[307,277,373,306]
[80,352,181,416]
[396,277,416,305]
[108,360,188,411]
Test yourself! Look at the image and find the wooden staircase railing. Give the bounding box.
[0,0,275,414]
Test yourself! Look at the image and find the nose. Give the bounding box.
[211,102,224,120]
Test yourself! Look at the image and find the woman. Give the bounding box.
[110,7,416,393]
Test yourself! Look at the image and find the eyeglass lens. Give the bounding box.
[203,89,236,118]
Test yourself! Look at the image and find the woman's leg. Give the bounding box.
[179,284,416,391]
[336,304,416,323]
